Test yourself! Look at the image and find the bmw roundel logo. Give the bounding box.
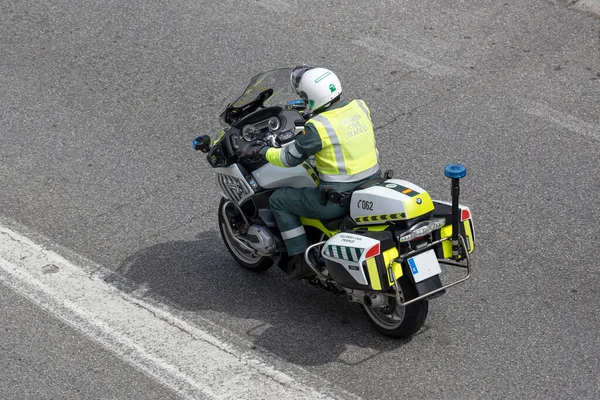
[416,198,422,204]
[385,184,397,188]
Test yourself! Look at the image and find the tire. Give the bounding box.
[218,198,273,272]
[362,277,428,338]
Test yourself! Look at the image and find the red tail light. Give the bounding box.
[461,208,471,221]
[364,243,380,259]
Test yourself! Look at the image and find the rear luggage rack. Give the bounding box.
[304,234,471,307]
[304,234,471,306]
[388,234,471,307]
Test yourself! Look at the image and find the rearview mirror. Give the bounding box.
[287,99,307,110]
[193,135,211,153]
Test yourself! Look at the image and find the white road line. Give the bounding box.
[525,102,600,141]
[571,0,600,15]
[0,225,359,400]
[353,37,463,76]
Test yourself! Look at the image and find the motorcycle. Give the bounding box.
[193,68,475,338]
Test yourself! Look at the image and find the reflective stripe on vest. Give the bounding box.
[309,100,379,183]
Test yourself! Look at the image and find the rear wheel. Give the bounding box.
[362,278,428,338]
[218,198,273,272]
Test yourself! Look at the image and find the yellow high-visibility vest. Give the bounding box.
[308,100,379,183]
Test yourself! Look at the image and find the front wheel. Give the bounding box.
[218,198,273,272]
[362,278,428,338]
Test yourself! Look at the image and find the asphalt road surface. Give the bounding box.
[1,0,599,399]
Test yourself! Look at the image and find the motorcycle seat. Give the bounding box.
[354,171,391,191]
[354,177,384,191]
[323,217,344,230]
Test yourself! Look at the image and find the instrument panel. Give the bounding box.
[241,116,281,142]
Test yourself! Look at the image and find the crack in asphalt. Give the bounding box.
[86,193,148,223]
[146,212,209,240]
[375,96,443,131]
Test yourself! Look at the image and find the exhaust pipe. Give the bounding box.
[347,292,388,308]
[347,292,365,305]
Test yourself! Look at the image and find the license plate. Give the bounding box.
[407,250,442,283]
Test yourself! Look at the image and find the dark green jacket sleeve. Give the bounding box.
[261,124,322,167]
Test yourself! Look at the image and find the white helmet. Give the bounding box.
[291,66,342,115]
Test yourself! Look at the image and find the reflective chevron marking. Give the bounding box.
[354,213,406,223]
[324,245,364,262]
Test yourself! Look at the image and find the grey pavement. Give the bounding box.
[0,282,180,400]
[0,0,599,399]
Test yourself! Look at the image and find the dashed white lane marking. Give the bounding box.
[353,37,463,76]
[525,102,600,142]
[0,225,359,400]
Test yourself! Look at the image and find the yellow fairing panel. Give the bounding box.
[403,191,435,219]
[354,224,389,232]
[440,225,452,258]
[463,219,474,253]
[440,220,475,258]
[366,258,382,290]
[299,217,338,238]
[301,217,392,237]
[382,247,403,285]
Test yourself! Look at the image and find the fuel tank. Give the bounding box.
[252,162,319,189]
[350,179,434,225]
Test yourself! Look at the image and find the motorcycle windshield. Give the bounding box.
[220,68,297,125]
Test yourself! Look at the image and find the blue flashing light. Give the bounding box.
[444,164,467,179]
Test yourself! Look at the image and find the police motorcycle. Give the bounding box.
[193,68,475,338]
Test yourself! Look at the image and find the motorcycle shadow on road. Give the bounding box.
[114,231,422,367]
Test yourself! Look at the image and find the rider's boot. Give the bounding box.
[285,250,319,280]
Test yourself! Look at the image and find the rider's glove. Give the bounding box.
[239,144,265,160]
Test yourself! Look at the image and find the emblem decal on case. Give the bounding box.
[324,245,364,262]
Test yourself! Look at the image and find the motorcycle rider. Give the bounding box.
[240,66,381,278]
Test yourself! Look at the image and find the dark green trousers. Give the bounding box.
[269,170,382,256]
[269,186,347,256]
